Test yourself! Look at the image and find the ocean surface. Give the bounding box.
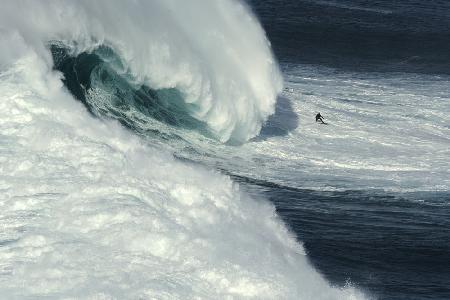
[1,0,449,299]
[248,2,450,298]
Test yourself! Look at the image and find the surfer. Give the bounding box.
[315,112,326,124]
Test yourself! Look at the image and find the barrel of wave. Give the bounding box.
[0,0,282,143]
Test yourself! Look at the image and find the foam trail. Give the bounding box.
[0,42,365,299]
[0,0,282,143]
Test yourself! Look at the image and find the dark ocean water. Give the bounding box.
[249,0,450,74]
[244,180,450,300]
[245,1,450,299]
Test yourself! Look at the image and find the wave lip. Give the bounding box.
[0,0,283,143]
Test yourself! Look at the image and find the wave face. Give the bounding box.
[0,0,283,143]
[50,44,209,138]
[0,0,366,299]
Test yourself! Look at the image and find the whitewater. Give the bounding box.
[1,0,282,143]
[0,0,366,299]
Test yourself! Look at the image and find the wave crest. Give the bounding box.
[0,0,283,143]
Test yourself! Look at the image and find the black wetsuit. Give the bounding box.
[316,113,325,123]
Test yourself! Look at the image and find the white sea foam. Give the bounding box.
[185,64,450,193]
[0,7,365,299]
[0,0,282,143]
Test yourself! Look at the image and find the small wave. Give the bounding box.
[310,0,393,14]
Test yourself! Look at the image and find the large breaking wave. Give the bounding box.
[0,0,366,299]
[1,0,282,143]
